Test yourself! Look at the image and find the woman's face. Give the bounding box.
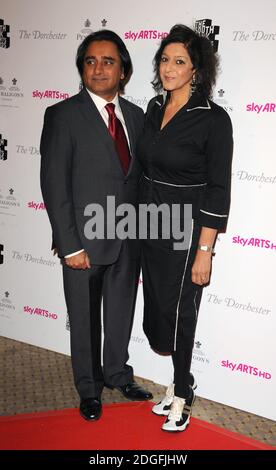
[159,42,195,93]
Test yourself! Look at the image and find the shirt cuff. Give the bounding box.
[199,209,228,230]
[65,249,84,258]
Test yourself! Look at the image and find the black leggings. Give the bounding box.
[172,341,194,399]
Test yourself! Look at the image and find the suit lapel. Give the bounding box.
[77,89,136,176]
[77,88,123,169]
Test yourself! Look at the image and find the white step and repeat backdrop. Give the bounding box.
[1,0,275,420]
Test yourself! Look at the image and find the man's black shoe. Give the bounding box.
[106,381,153,401]
[79,397,102,421]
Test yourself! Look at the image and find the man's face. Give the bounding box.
[82,40,124,101]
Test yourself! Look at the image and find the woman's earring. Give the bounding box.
[190,75,197,97]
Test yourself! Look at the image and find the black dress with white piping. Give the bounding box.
[137,92,233,352]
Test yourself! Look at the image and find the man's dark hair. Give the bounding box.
[76,29,132,92]
[152,24,218,98]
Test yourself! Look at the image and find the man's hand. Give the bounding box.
[65,251,91,270]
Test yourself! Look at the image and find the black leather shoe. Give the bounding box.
[79,397,102,421]
[107,381,153,401]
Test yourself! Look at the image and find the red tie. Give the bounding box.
[105,103,131,175]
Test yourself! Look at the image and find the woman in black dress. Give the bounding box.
[138,25,233,432]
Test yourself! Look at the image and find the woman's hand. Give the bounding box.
[191,250,212,285]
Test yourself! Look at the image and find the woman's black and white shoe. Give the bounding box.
[161,387,196,432]
[152,383,174,416]
[152,373,197,417]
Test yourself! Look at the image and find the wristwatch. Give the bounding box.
[198,244,215,254]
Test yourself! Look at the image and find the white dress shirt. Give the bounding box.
[65,89,130,258]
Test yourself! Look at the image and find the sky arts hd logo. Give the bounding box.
[124,29,168,41]
[232,235,276,250]
[246,102,276,113]
[0,19,10,48]
[32,90,69,100]
[0,134,8,161]
[23,305,58,320]
[221,360,271,380]
[194,19,220,52]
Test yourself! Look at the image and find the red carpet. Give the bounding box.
[0,402,273,450]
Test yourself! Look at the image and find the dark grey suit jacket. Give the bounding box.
[40,88,144,264]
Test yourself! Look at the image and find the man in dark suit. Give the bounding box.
[40,30,152,421]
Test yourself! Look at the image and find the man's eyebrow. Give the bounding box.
[84,55,116,61]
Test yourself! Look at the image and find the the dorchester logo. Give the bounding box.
[19,29,67,40]
[233,30,276,42]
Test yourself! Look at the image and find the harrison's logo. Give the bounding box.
[80,19,93,36]
[0,187,20,213]
[10,78,20,92]
[0,19,10,49]
[0,78,24,102]
[0,134,8,161]
[0,244,3,264]
[0,290,16,313]
[195,19,220,52]
[192,340,210,365]
[77,18,108,41]
[0,77,5,90]
[214,89,233,113]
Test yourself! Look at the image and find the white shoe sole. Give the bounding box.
[162,415,191,432]
[152,404,171,416]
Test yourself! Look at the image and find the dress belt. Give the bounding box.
[143,174,207,188]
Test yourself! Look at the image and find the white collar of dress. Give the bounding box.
[155,92,211,112]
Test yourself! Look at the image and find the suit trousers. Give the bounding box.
[62,241,140,399]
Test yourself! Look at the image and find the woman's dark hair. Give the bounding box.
[76,29,132,92]
[152,24,218,98]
